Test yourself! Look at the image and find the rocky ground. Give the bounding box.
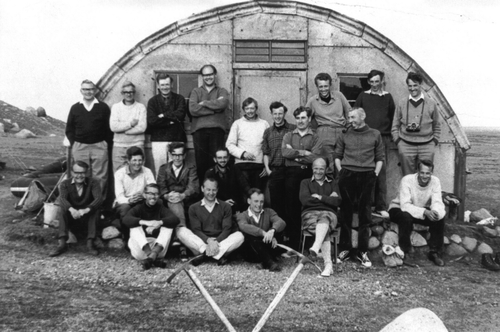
[1,130,500,331]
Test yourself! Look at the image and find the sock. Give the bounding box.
[311,222,329,253]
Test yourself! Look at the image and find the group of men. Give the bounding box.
[50,64,449,272]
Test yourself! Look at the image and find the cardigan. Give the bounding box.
[236,208,286,237]
[57,177,103,213]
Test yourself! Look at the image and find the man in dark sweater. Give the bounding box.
[146,73,187,177]
[354,70,395,217]
[180,178,244,265]
[237,188,286,272]
[334,108,384,268]
[123,183,180,270]
[65,80,113,196]
[49,161,104,257]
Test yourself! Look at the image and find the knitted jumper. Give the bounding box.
[354,91,395,135]
[110,101,147,147]
[123,201,180,238]
[146,92,187,142]
[188,85,229,132]
[305,91,350,128]
[299,177,341,215]
[66,101,112,146]
[226,116,269,164]
[188,200,234,243]
[236,208,286,237]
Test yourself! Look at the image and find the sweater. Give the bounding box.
[123,201,180,238]
[57,177,103,213]
[146,92,187,142]
[226,117,270,164]
[114,166,156,205]
[110,100,147,147]
[354,91,395,136]
[188,200,235,243]
[299,177,341,214]
[66,100,113,146]
[392,95,441,145]
[188,85,229,132]
[236,208,286,237]
[305,91,351,128]
[334,125,385,172]
[388,173,446,220]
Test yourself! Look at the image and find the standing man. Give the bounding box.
[237,188,286,272]
[123,183,180,270]
[262,101,296,219]
[205,147,250,213]
[189,64,230,180]
[110,81,147,172]
[66,80,113,194]
[180,178,244,266]
[392,72,441,176]
[147,73,187,177]
[355,70,395,217]
[306,73,351,170]
[226,97,269,190]
[49,161,104,257]
[334,108,384,268]
[282,106,323,249]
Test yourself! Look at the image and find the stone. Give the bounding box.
[381,231,399,247]
[394,255,403,266]
[382,254,398,268]
[476,242,493,255]
[0,123,5,137]
[102,226,121,240]
[108,238,125,250]
[14,129,37,138]
[446,243,467,256]
[410,231,427,247]
[94,237,105,249]
[413,224,429,232]
[371,225,385,236]
[461,236,478,252]
[10,122,20,132]
[36,106,46,117]
[379,308,448,332]
[351,229,358,249]
[483,226,497,237]
[25,106,36,114]
[443,236,450,245]
[449,234,461,244]
[368,236,380,249]
[389,222,399,234]
[496,226,500,237]
[470,208,493,223]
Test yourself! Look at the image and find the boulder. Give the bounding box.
[25,106,36,115]
[381,231,399,247]
[351,229,358,248]
[382,254,398,268]
[102,226,121,240]
[449,234,462,244]
[413,224,429,232]
[443,236,450,245]
[379,308,448,332]
[14,129,37,139]
[482,226,497,237]
[108,238,125,250]
[368,236,380,249]
[446,243,467,256]
[476,242,493,255]
[36,106,46,117]
[389,222,399,234]
[410,231,427,247]
[461,237,478,252]
[470,208,493,223]
[371,225,385,236]
[10,122,20,132]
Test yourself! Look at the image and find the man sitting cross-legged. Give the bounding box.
[123,183,180,270]
[299,157,341,277]
[178,178,244,266]
[237,188,286,272]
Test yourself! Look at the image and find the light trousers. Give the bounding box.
[177,227,244,260]
[128,226,173,260]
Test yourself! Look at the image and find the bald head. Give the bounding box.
[312,157,327,181]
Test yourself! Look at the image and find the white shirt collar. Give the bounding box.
[247,207,264,223]
[365,89,389,96]
[310,175,332,183]
[201,198,219,206]
[79,98,99,111]
[409,93,424,102]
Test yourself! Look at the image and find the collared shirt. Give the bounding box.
[305,91,351,127]
[310,175,332,187]
[247,207,264,224]
[201,198,219,213]
[262,121,296,167]
[365,89,390,96]
[282,127,322,167]
[71,178,87,196]
[114,166,155,206]
[409,93,424,102]
[172,164,183,178]
[79,98,99,112]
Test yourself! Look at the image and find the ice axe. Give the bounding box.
[167,255,237,332]
[251,244,321,332]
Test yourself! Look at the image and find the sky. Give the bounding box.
[0,0,498,127]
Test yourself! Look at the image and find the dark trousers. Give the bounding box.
[192,128,226,181]
[235,163,267,192]
[373,135,392,211]
[389,208,444,253]
[268,166,287,219]
[59,209,99,240]
[338,169,377,252]
[242,234,281,264]
[284,166,312,249]
[115,203,139,241]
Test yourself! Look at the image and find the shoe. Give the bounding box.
[494,252,500,266]
[217,256,229,266]
[373,210,390,218]
[49,239,67,257]
[308,248,319,261]
[357,252,372,268]
[428,252,445,267]
[191,255,206,267]
[338,250,351,262]
[268,261,282,272]
[152,259,168,269]
[403,253,418,267]
[87,239,99,256]
[140,259,152,271]
[481,254,500,271]
[180,247,188,262]
[320,263,333,277]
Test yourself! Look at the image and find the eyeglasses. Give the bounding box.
[171,153,184,158]
[144,192,160,196]
[73,171,86,175]
[122,91,135,95]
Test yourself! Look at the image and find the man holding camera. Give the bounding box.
[391,72,441,176]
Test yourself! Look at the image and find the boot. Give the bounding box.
[481,253,500,271]
[87,239,99,256]
[49,238,68,257]
[148,244,163,261]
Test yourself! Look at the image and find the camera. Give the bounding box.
[406,122,420,132]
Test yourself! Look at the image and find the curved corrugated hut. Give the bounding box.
[96,0,470,218]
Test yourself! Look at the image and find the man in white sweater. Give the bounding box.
[110,81,147,172]
[226,97,269,191]
[388,159,446,267]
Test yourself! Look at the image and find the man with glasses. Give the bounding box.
[66,80,113,195]
[189,64,230,180]
[49,161,104,257]
[123,183,180,270]
[110,81,147,172]
[147,73,187,177]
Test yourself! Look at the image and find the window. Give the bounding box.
[153,71,199,100]
[338,74,369,107]
[235,40,306,63]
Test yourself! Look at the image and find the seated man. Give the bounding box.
[388,160,446,267]
[123,183,180,270]
[299,157,341,277]
[178,178,244,265]
[237,188,286,272]
[205,147,250,213]
[157,142,199,226]
[49,161,104,257]
[113,146,155,237]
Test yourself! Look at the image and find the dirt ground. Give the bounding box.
[1,132,500,332]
